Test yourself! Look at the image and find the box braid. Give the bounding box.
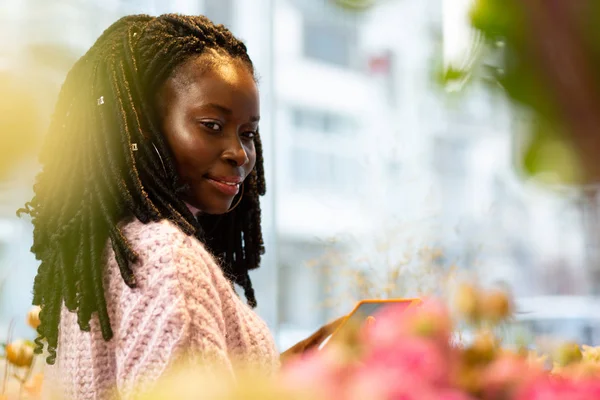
[17,14,266,364]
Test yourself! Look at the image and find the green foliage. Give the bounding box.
[522,122,581,185]
[441,65,471,87]
[469,0,525,43]
[440,0,600,185]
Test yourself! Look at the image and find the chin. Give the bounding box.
[185,195,233,215]
[205,209,230,216]
[201,203,234,215]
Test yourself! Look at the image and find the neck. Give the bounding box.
[185,202,201,216]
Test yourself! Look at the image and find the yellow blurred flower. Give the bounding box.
[453,364,484,395]
[525,350,548,369]
[479,289,512,323]
[552,360,600,380]
[5,339,35,368]
[27,306,41,330]
[464,330,498,365]
[454,283,513,326]
[136,365,313,400]
[581,345,600,363]
[553,342,582,367]
[454,283,480,322]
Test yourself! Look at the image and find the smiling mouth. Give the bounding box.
[210,179,238,186]
[205,176,241,196]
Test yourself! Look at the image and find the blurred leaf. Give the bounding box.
[499,68,559,122]
[469,0,525,42]
[442,66,470,85]
[585,2,600,69]
[521,122,582,185]
[445,0,600,185]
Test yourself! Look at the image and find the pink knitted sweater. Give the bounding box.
[45,218,280,400]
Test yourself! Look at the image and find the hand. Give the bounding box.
[280,316,346,365]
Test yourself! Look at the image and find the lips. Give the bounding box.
[205,175,242,196]
[206,175,243,184]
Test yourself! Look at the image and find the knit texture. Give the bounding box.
[44,218,280,400]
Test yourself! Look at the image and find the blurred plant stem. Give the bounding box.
[1,320,15,396]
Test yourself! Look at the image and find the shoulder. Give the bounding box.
[120,217,196,254]
[103,217,231,333]
[120,217,212,264]
[106,217,223,295]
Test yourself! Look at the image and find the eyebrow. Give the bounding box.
[204,103,260,123]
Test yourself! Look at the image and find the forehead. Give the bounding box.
[164,54,259,109]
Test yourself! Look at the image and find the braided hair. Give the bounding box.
[17,14,266,365]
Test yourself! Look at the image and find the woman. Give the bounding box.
[19,14,339,400]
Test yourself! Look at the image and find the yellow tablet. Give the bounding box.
[319,298,422,349]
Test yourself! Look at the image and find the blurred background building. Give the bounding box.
[0,0,595,348]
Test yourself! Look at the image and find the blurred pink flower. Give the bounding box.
[482,353,545,400]
[364,299,452,350]
[281,345,351,399]
[434,389,477,400]
[349,367,476,400]
[346,365,435,400]
[516,376,600,400]
[279,298,600,400]
[362,337,450,387]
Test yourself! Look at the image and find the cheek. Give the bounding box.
[165,122,218,169]
[180,145,214,171]
[169,135,216,178]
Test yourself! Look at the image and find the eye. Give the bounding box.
[241,131,256,140]
[200,121,222,132]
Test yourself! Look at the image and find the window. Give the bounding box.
[327,113,357,135]
[292,148,326,187]
[292,108,357,136]
[331,155,360,191]
[291,148,361,193]
[303,19,357,68]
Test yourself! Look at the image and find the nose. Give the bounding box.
[222,136,249,167]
